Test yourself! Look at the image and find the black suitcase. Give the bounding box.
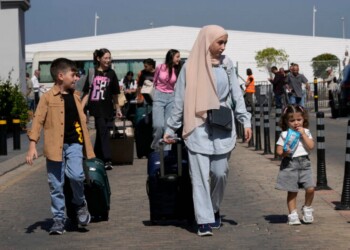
[146,139,194,224]
[134,105,153,159]
[110,118,134,165]
[64,157,111,224]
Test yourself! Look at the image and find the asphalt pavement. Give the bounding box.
[1,109,350,249]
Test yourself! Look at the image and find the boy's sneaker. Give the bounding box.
[105,161,113,170]
[301,206,314,224]
[76,201,91,227]
[287,211,301,225]
[49,219,65,235]
[197,224,213,236]
[209,211,221,229]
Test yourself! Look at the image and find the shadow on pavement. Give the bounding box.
[25,218,52,233]
[142,220,196,234]
[264,214,288,224]
[221,215,238,226]
[25,218,89,234]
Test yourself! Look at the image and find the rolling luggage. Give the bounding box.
[64,157,111,223]
[146,139,194,224]
[134,105,153,159]
[109,118,134,165]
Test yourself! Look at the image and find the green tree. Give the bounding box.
[311,53,339,79]
[255,47,289,75]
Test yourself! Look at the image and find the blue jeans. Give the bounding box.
[288,95,303,106]
[46,143,85,220]
[274,94,283,108]
[151,89,175,150]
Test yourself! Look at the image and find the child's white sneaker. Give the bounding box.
[287,211,301,225]
[301,206,314,224]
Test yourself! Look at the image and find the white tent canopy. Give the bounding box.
[26,25,350,82]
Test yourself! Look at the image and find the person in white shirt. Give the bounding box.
[275,104,315,226]
[343,50,350,67]
[31,69,40,107]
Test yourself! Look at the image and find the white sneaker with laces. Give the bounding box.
[302,206,314,224]
[288,211,301,225]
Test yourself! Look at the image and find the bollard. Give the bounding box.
[262,103,273,154]
[12,116,21,150]
[0,116,7,155]
[274,105,282,160]
[313,78,318,113]
[246,105,254,147]
[336,120,350,210]
[315,112,330,190]
[254,103,262,151]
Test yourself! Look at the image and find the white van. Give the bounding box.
[29,49,189,91]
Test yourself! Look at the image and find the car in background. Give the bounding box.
[329,64,350,118]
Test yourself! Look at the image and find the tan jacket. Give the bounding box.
[28,85,95,161]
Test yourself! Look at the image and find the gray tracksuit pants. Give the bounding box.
[188,150,230,224]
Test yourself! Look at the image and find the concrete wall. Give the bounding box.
[0,1,30,93]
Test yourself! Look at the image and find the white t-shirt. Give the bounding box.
[31,75,40,90]
[277,128,312,157]
[119,78,137,90]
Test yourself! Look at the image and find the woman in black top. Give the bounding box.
[82,48,122,170]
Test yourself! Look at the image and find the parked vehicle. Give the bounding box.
[329,66,350,118]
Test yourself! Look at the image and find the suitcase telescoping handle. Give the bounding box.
[112,116,127,138]
[159,138,182,178]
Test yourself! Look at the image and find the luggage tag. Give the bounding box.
[283,128,300,156]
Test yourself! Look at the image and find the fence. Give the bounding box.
[236,59,342,111]
[250,80,330,111]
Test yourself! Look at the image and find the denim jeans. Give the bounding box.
[151,89,175,150]
[46,143,85,220]
[288,95,303,106]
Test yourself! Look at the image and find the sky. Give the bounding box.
[25,0,350,44]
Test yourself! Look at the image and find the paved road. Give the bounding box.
[2,133,350,249]
[1,109,350,249]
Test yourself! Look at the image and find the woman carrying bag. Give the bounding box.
[163,25,252,236]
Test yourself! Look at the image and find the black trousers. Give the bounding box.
[94,117,113,163]
[34,92,40,110]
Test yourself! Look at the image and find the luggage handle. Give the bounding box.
[159,138,182,178]
[112,116,127,138]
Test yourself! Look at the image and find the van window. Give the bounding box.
[38,61,53,83]
[112,60,144,80]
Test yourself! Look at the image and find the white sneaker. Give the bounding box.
[302,206,314,224]
[287,211,301,225]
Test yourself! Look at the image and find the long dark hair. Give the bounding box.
[165,49,181,78]
[123,71,134,88]
[93,48,111,67]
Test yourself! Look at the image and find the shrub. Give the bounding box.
[0,73,29,128]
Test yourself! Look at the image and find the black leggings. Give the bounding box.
[94,117,112,163]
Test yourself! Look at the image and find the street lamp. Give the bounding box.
[94,12,100,36]
[341,17,345,39]
[313,5,317,37]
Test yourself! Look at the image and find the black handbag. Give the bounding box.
[207,105,232,131]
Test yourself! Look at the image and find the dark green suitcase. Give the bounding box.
[65,158,111,223]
